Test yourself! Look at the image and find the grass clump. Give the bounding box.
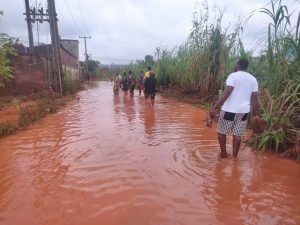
[63,77,84,95]
[0,91,69,137]
[18,97,60,128]
[249,81,299,154]
[0,121,18,136]
[247,0,300,157]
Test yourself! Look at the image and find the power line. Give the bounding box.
[62,0,83,35]
[56,4,77,37]
[92,56,139,61]
[76,0,90,36]
[91,56,140,64]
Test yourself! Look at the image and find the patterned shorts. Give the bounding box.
[217,111,249,136]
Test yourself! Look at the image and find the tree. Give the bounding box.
[0,11,17,87]
[144,55,154,65]
[86,59,100,73]
[0,33,17,87]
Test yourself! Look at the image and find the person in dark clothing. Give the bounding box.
[121,72,130,95]
[138,70,144,96]
[128,71,136,97]
[144,71,157,106]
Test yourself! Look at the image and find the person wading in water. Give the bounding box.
[121,72,130,95]
[210,58,259,158]
[138,70,144,96]
[143,67,157,106]
[128,71,136,97]
[113,73,121,96]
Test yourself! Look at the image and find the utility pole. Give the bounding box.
[24,0,63,94]
[79,36,91,80]
[47,0,63,95]
[24,0,34,55]
[24,0,48,53]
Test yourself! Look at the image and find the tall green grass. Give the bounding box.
[154,5,242,99]
[249,0,300,156]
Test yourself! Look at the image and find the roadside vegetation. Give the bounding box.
[0,11,17,86]
[0,33,17,87]
[246,0,300,158]
[0,91,79,137]
[0,73,86,137]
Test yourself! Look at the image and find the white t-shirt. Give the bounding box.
[221,71,258,113]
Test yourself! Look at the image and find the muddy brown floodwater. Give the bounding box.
[0,81,299,225]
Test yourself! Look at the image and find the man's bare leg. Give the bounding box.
[217,132,227,158]
[151,99,154,106]
[233,135,242,158]
[145,96,150,106]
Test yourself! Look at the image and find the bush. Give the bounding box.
[63,77,84,95]
[0,121,18,136]
[0,33,17,87]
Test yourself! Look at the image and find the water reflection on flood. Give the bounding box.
[0,81,299,225]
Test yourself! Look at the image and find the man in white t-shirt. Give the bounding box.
[210,59,259,158]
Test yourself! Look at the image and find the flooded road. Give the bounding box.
[0,81,299,225]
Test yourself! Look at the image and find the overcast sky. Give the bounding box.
[0,0,299,64]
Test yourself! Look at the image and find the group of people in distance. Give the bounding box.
[113,66,157,106]
[113,70,136,97]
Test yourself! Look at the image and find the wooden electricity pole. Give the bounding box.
[24,0,63,94]
[79,36,91,80]
[24,0,34,55]
[47,0,63,95]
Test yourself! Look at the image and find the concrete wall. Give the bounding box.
[0,56,53,96]
[60,47,79,69]
[33,43,79,69]
[60,39,79,60]
[62,64,80,81]
[0,43,82,96]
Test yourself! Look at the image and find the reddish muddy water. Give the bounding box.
[0,81,299,225]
